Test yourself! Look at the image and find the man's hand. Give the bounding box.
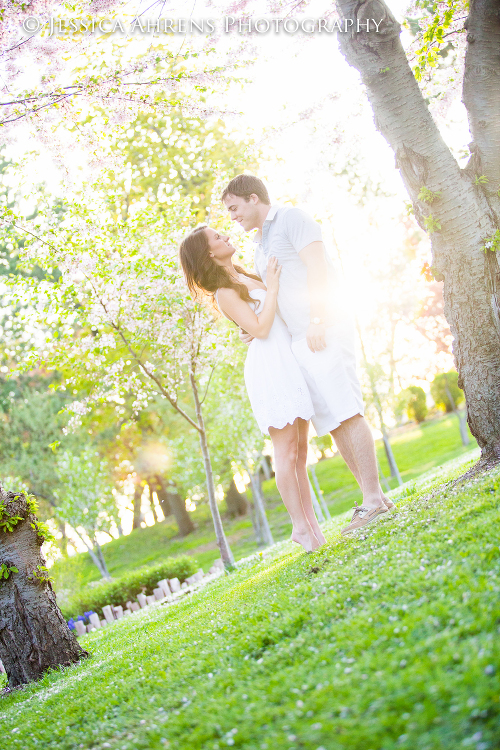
[239,328,254,346]
[306,322,326,353]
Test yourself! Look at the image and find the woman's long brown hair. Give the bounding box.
[179,225,261,309]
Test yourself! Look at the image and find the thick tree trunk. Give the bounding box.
[155,476,195,537]
[147,482,159,523]
[336,0,500,464]
[224,478,248,517]
[190,371,234,568]
[0,489,88,688]
[153,475,172,517]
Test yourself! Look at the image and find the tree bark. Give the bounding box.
[462,0,500,221]
[248,468,274,547]
[132,481,143,530]
[224,478,248,517]
[0,489,88,688]
[190,370,234,568]
[336,0,500,464]
[153,475,172,517]
[309,464,332,520]
[155,476,195,537]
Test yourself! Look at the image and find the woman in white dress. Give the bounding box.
[179,226,326,552]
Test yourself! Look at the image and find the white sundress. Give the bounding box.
[217,287,315,435]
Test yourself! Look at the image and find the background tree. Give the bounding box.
[335,0,500,467]
[54,449,119,580]
[0,489,87,688]
[402,385,428,424]
[432,370,469,446]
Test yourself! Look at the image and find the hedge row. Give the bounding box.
[60,555,197,620]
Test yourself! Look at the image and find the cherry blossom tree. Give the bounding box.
[14,196,236,566]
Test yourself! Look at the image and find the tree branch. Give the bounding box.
[89,283,201,432]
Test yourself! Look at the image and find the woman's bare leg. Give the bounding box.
[295,419,326,545]
[269,420,320,552]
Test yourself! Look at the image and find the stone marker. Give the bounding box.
[137,593,148,608]
[102,605,114,624]
[153,587,164,601]
[197,568,204,577]
[126,601,134,612]
[86,624,95,633]
[114,605,124,619]
[131,602,140,612]
[146,594,156,605]
[185,576,194,586]
[0,659,5,673]
[181,581,188,589]
[158,579,171,596]
[75,620,86,637]
[100,619,107,628]
[89,613,101,629]
[213,559,224,569]
[169,577,181,593]
[123,610,131,617]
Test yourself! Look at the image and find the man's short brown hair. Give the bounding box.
[221,174,271,205]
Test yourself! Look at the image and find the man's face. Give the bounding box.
[223,193,260,232]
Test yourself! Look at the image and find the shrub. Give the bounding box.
[431,371,464,412]
[60,555,197,619]
[406,385,428,423]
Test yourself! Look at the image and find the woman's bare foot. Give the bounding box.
[291,528,321,553]
[311,526,327,546]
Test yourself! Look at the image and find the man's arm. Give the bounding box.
[299,241,329,352]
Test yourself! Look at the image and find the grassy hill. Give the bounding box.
[2,450,499,750]
[51,413,475,597]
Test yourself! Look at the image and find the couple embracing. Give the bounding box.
[180,174,394,553]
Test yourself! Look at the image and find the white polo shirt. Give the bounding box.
[254,205,339,342]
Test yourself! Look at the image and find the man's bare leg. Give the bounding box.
[331,415,385,510]
[295,418,326,546]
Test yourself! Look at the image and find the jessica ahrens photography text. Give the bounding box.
[21,16,385,36]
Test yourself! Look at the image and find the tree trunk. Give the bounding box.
[309,464,332,520]
[0,489,88,688]
[74,530,111,580]
[248,470,274,547]
[190,371,234,568]
[444,378,471,447]
[308,477,325,523]
[224,478,248,517]
[381,425,403,485]
[336,0,500,465]
[147,482,159,523]
[132,481,143,530]
[153,475,172,518]
[155,476,195,537]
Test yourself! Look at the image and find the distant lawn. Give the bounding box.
[51,413,476,597]
[3,450,499,750]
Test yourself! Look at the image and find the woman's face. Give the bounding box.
[205,228,236,264]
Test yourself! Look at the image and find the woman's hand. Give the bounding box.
[266,256,282,294]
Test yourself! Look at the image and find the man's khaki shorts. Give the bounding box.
[291,322,365,437]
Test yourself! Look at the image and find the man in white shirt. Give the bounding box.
[222,174,393,534]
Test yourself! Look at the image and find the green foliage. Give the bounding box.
[0,498,23,533]
[28,564,54,584]
[474,174,489,185]
[54,448,118,543]
[398,385,428,423]
[418,186,442,204]
[2,457,499,750]
[105,110,252,223]
[431,371,464,412]
[30,519,56,544]
[412,0,467,81]
[0,562,18,579]
[482,229,500,253]
[423,213,441,233]
[61,555,197,619]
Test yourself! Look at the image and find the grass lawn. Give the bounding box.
[2,447,499,750]
[51,414,475,598]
